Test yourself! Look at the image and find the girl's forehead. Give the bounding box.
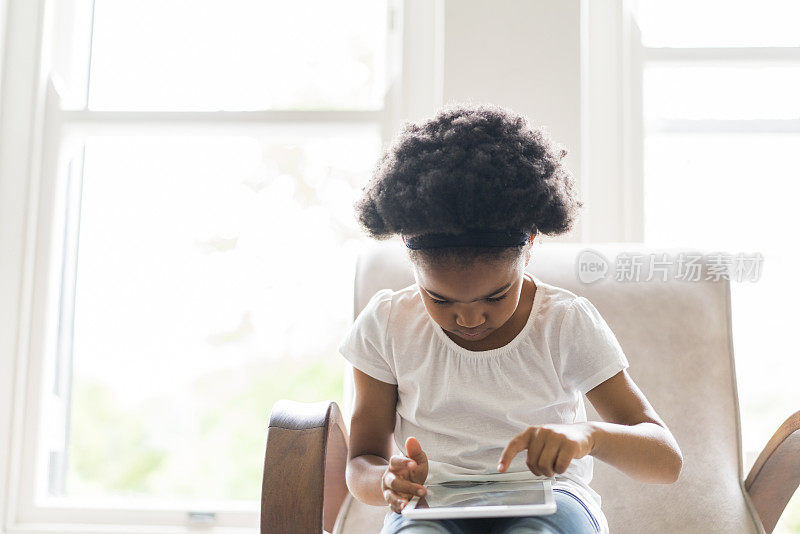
[414,260,521,296]
[414,256,518,278]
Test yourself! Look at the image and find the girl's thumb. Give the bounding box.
[406,436,426,461]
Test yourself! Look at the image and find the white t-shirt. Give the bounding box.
[338,273,629,534]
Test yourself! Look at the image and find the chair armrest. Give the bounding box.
[261,400,350,534]
[744,410,800,534]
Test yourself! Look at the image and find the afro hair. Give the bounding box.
[353,102,584,267]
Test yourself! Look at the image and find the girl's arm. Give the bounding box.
[498,369,682,482]
[584,370,683,484]
[347,453,392,506]
[345,367,398,506]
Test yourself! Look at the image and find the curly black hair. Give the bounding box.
[353,102,583,269]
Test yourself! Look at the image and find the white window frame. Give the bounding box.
[586,0,800,241]
[582,0,644,243]
[0,0,444,532]
[642,46,800,134]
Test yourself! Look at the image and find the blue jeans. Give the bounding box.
[380,488,600,534]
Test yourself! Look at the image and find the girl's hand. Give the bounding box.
[381,436,429,513]
[496,423,595,477]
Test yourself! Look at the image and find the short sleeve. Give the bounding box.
[337,289,397,385]
[556,296,630,395]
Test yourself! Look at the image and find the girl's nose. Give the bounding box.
[456,314,486,329]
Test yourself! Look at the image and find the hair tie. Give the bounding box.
[402,228,534,250]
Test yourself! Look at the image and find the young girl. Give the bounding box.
[338,103,683,534]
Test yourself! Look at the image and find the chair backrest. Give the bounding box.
[342,240,762,533]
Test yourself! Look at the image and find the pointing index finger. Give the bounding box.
[497,428,533,472]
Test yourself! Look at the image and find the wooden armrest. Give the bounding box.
[261,400,350,534]
[744,410,800,534]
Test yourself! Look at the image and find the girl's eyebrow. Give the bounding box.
[423,281,512,303]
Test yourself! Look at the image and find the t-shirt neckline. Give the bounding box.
[425,272,544,358]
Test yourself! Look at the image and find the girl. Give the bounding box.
[338,103,682,534]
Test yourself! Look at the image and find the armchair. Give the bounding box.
[261,241,799,533]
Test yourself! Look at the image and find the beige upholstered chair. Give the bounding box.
[261,241,799,534]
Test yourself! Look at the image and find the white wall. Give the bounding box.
[440,0,585,241]
[433,0,636,245]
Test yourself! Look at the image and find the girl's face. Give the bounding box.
[412,249,531,344]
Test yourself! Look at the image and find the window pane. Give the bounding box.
[643,133,799,249]
[634,0,800,47]
[643,132,800,499]
[644,63,800,120]
[64,128,380,501]
[89,0,388,111]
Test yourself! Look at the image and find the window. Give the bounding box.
[5,0,404,530]
[633,1,800,531]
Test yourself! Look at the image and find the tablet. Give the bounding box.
[401,478,556,519]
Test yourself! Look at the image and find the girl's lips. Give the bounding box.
[460,328,488,338]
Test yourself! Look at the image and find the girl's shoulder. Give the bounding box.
[533,279,617,346]
[529,275,585,322]
[356,283,422,333]
[526,276,617,346]
[360,284,417,314]
[363,283,438,341]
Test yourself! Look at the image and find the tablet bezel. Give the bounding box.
[401,478,556,519]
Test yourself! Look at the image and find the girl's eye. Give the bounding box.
[430,294,507,305]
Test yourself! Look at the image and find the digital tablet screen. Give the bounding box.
[412,479,550,509]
